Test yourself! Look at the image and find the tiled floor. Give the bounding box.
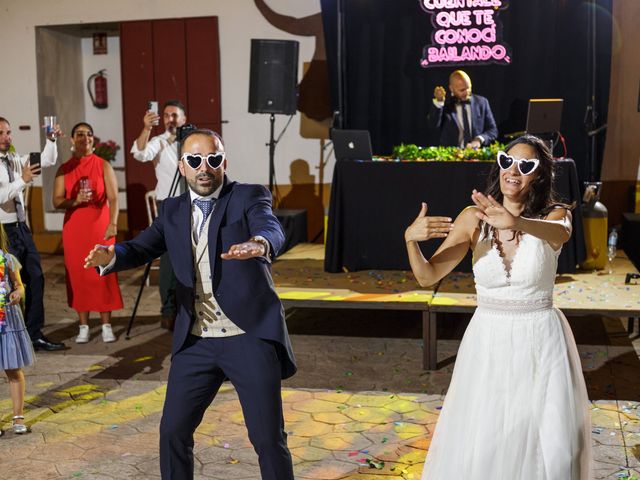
[0,254,639,479]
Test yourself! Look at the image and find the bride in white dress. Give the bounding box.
[405,135,591,479]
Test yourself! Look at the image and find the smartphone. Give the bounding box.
[148,100,159,125]
[29,152,41,169]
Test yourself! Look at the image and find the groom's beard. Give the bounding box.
[187,171,223,197]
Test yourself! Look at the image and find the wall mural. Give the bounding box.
[254,0,332,122]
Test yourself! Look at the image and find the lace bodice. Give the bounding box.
[472,232,560,301]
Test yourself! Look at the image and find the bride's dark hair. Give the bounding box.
[481,134,572,239]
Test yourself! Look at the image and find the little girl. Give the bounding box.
[0,224,33,436]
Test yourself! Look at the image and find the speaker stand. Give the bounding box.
[268,113,276,194]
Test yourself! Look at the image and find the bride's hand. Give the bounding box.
[405,202,454,243]
[471,190,517,230]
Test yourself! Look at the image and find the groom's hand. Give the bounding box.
[221,240,265,260]
[84,244,115,268]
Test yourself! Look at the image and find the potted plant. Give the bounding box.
[93,138,120,162]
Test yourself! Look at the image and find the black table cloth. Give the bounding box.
[325,159,586,274]
[274,209,307,255]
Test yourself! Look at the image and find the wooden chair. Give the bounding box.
[144,190,159,285]
[145,190,158,225]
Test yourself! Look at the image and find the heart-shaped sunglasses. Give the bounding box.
[180,152,226,170]
[496,151,540,176]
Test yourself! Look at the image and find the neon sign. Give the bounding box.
[419,0,511,68]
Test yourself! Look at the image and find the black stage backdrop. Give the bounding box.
[321,0,612,184]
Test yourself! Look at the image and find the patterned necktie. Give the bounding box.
[1,156,26,222]
[193,198,215,237]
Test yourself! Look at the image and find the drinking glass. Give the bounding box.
[43,115,57,138]
[79,177,93,202]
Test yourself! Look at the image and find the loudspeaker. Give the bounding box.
[249,39,299,115]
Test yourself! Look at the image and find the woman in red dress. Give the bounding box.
[53,123,123,343]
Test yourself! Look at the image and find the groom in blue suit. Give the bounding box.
[427,70,498,149]
[85,129,296,480]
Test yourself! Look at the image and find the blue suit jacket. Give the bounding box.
[110,177,296,379]
[427,94,498,147]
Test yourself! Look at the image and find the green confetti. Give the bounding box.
[366,458,385,470]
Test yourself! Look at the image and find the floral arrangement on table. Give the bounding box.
[93,137,120,162]
[388,142,505,162]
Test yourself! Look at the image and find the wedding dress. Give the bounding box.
[422,231,591,479]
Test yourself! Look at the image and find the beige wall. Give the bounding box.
[0,0,330,230]
[602,1,640,181]
[600,1,640,224]
[36,27,85,212]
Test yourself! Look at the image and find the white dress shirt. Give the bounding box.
[189,185,221,243]
[0,139,58,223]
[130,131,181,200]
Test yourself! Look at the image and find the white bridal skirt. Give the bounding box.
[422,297,592,480]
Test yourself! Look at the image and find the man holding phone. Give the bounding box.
[29,152,41,169]
[0,116,65,351]
[130,100,187,331]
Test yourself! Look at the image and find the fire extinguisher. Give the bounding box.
[87,69,108,109]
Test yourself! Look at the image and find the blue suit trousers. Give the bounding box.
[159,333,294,480]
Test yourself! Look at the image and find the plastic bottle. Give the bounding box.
[607,228,618,273]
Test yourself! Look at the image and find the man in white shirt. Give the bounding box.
[428,70,498,149]
[130,100,187,330]
[0,116,65,351]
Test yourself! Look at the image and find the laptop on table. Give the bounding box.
[330,129,373,161]
[526,98,563,135]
